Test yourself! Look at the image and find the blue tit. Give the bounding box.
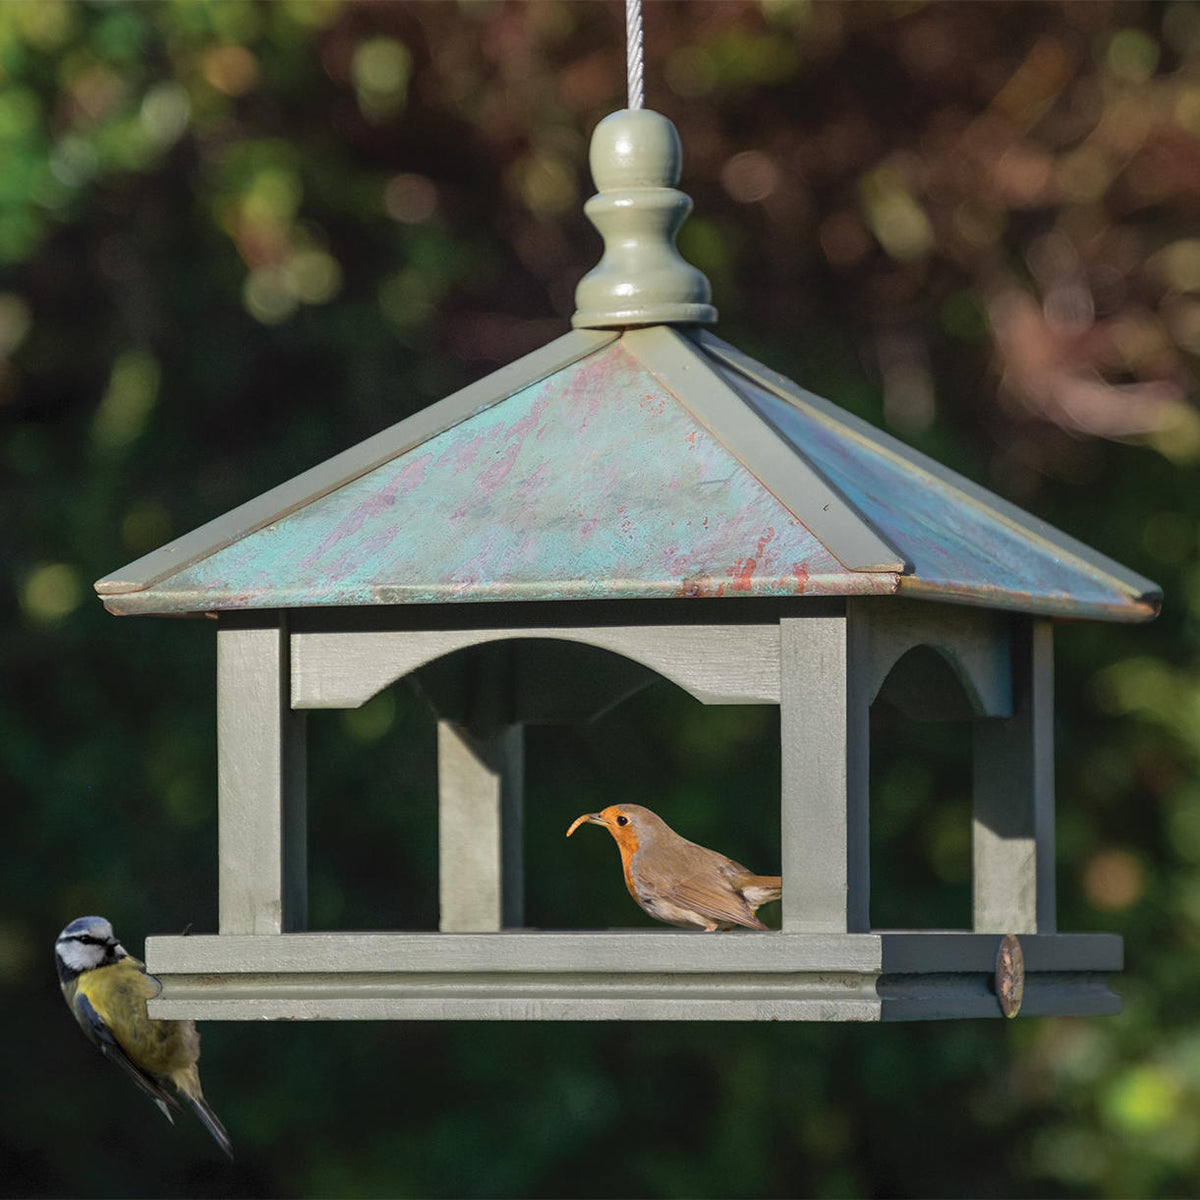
[55,916,233,1160]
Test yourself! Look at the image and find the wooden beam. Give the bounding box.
[780,615,870,932]
[973,619,1056,933]
[438,722,524,931]
[217,613,307,934]
[292,624,781,709]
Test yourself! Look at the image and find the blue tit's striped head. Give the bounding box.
[55,916,127,983]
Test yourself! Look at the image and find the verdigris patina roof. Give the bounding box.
[94,322,1159,622]
[96,106,1159,623]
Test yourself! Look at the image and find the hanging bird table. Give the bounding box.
[94,8,1159,1023]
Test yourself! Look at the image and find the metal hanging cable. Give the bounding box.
[626,0,644,110]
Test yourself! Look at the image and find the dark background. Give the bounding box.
[3,1,1198,1195]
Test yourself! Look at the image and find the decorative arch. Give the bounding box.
[290,622,782,710]
[856,600,1013,720]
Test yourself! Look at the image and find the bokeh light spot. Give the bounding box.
[0,919,35,983]
[1155,239,1200,292]
[1083,849,1146,911]
[1174,87,1200,138]
[1103,1065,1182,1133]
[378,270,434,330]
[12,0,75,50]
[243,265,299,324]
[286,248,342,305]
[93,350,160,450]
[385,173,437,224]
[0,292,32,357]
[953,198,1006,249]
[1168,788,1200,865]
[49,135,99,188]
[210,0,264,45]
[0,88,40,143]
[343,690,396,743]
[281,0,343,30]
[21,562,83,624]
[819,211,871,268]
[164,777,209,829]
[1162,296,1200,354]
[140,82,191,147]
[720,150,779,204]
[93,350,159,450]
[352,36,411,120]
[860,168,933,261]
[121,499,172,557]
[1055,146,1111,203]
[1105,28,1161,83]
[1031,1126,1106,1185]
[242,167,303,226]
[513,153,577,216]
[202,44,261,97]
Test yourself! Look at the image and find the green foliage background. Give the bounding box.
[3,1,1199,1196]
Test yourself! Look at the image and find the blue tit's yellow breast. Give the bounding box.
[77,961,191,1077]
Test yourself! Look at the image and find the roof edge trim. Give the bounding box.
[894,576,1160,623]
[697,330,1163,615]
[621,325,907,573]
[99,569,903,617]
[94,328,618,598]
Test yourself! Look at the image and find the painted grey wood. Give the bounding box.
[145,931,885,974]
[695,329,1160,607]
[973,619,1057,934]
[143,930,1117,975]
[146,974,1113,1022]
[149,993,882,1023]
[622,325,905,573]
[572,110,717,329]
[877,973,1119,1021]
[291,624,781,709]
[879,931,1121,973]
[141,930,1119,1022]
[95,329,617,599]
[780,616,870,933]
[291,595,845,635]
[217,614,307,934]
[852,598,1012,718]
[438,722,524,931]
[414,640,654,727]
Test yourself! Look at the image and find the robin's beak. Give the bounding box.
[566,812,605,837]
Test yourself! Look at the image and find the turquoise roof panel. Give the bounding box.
[708,351,1159,622]
[109,341,895,613]
[95,324,1159,622]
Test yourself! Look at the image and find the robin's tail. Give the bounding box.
[742,875,782,912]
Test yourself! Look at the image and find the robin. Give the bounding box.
[566,803,782,931]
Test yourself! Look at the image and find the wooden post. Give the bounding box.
[973,618,1056,934]
[438,722,524,931]
[217,613,307,934]
[780,615,870,933]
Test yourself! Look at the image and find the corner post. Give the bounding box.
[780,613,871,932]
[973,618,1056,933]
[438,722,525,931]
[217,612,307,934]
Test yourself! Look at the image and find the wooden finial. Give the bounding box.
[572,108,717,329]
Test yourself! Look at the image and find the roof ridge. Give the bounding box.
[696,330,1161,611]
[620,325,907,574]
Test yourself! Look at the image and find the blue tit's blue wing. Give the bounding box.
[74,992,181,1123]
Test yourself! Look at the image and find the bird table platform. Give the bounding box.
[94,110,1157,1024]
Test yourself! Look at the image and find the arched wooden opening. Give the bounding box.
[870,644,977,930]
